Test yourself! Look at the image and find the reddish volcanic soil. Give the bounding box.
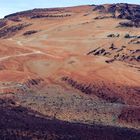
[0,3,140,138]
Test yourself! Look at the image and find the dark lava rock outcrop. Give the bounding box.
[93,3,140,20]
[119,20,140,28]
[4,3,140,24]
[0,23,32,38]
[23,30,38,36]
[4,8,71,20]
[87,44,140,64]
[93,3,140,27]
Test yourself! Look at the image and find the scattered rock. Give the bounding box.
[88,43,139,65]
[87,47,100,55]
[124,34,131,38]
[107,33,120,38]
[105,59,115,63]
[136,56,140,61]
[109,43,117,50]
[30,14,71,19]
[23,30,38,36]
[4,8,66,18]
[116,48,123,52]
[94,49,106,55]
[129,38,140,44]
[122,46,127,48]
[94,16,113,20]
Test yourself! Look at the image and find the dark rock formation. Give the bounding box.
[23,78,44,88]
[93,5,106,12]
[93,3,140,20]
[94,49,106,55]
[93,3,140,27]
[109,43,117,50]
[23,30,38,36]
[4,8,64,18]
[30,14,71,19]
[119,20,140,28]
[4,8,70,20]
[0,20,7,28]
[8,17,22,22]
[87,47,111,56]
[87,43,140,65]
[129,39,140,44]
[0,23,32,38]
[94,16,114,20]
[107,33,120,38]
[124,34,140,39]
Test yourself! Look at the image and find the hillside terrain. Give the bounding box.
[0,3,140,139]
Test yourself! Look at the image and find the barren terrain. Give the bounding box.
[0,3,140,139]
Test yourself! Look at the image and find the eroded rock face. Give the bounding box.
[4,3,140,21]
[93,3,140,27]
[93,3,140,20]
[4,8,71,20]
[0,23,32,38]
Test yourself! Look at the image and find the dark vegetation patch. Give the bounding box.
[0,98,139,140]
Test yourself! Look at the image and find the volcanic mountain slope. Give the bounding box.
[0,3,140,139]
[0,97,139,140]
